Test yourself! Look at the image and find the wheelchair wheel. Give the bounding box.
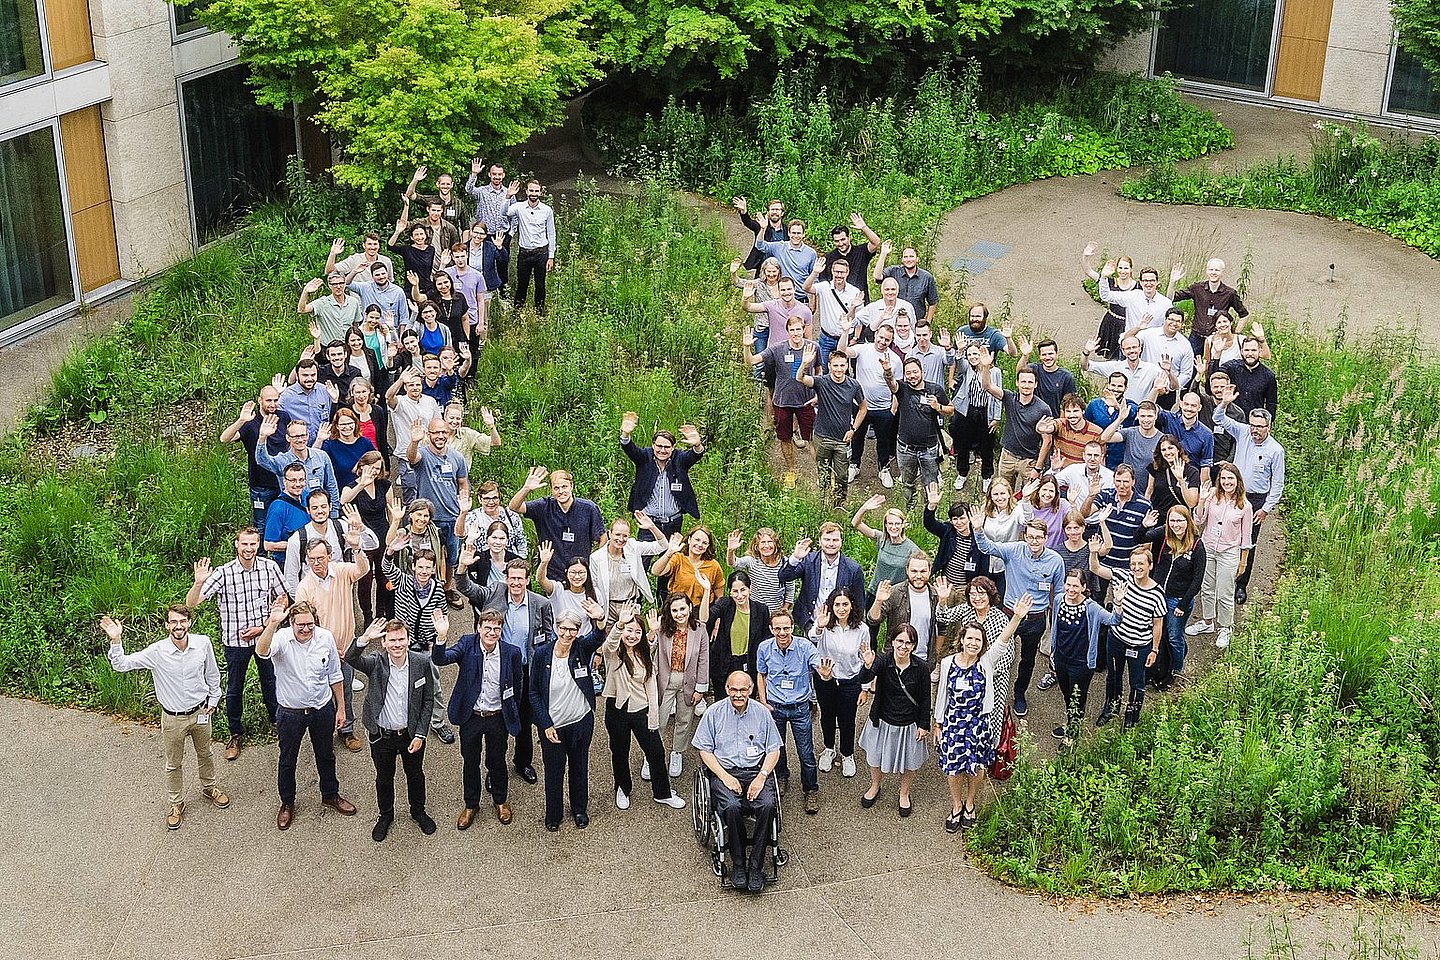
[774,847,790,868]
[691,769,713,849]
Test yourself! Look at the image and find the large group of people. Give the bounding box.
[103,178,1284,877]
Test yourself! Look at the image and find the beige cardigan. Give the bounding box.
[601,629,662,729]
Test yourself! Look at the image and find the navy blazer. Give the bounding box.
[433,634,524,735]
[528,628,607,732]
[778,551,866,633]
[622,438,702,520]
[923,507,996,585]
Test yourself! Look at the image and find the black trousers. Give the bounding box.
[1234,491,1268,592]
[813,673,862,756]
[369,729,426,817]
[222,643,278,739]
[511,663,535,771]
[540,712,594,827]
[1012,613,1048,703]
[950,406,995,480]
[1054,657,1093,731]
[604,700,672,800]
[276,701,339,804]
[460,711,511,807]
[514,246,549,313]
[710,767,777,874]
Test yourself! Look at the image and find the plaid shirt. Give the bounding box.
[198,557,286,646]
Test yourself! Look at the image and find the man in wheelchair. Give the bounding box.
[692,671,782,893]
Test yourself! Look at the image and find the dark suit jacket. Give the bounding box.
[344,645,435,741]
[622,438,702,520]
[706,596,770,687]
[867,582,941,652]
[456,581,555,665]
[528,629,607,732]
[778,551,866,633]
[433,633,524,734]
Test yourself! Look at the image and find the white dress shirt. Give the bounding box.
[475,644,503,712]
[264,626,343,709]
[378,656,410,730]
[108,634,221,713]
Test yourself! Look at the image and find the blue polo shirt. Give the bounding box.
[756,636,823,706]
[1158,410,1215,469]
[1086,489,1153,571]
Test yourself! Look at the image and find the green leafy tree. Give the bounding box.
[185,0,599,193]
[1393,0,1440,91]
[580,0,1165,91]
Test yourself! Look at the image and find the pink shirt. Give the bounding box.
[297,561,363,647]
[1199,498,1253,553]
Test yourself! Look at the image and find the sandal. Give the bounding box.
[944,810,963,834]
[960,804,977,827]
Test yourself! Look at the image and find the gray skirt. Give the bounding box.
[858,719,930,774]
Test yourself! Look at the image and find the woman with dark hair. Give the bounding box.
[649,585,712,780]
[810,587,869,779]
[389,220,438,302]
[1048,568,1121,746]
[319,406,376,492]
[1145,434,1201,517]
[857,623,930,814]
[415,300,453,357]
[346,324,381,387]
[935,574,1014,758]
[706,568,771,689]
[415,269,469,347]
[537,542,601,627]
[456,518,519,591]
[341,449,391,622]
[602,605,686,811]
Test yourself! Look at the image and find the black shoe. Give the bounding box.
[1013,696,1028,718]
[413,811,437,835]
[372,814,394,842]
[1235,586,1248,605]
[545,821,560,832]
[517,765,538,784]
[1096,710,1114,728]
[961,805,978,827]
[1052,725,1067,741]
[574,812,589,829]
[434,725,456,745]
[731,863,748,889]
[898,800,912,818]
[746,869,764,893]
[860,791,878,809]
[944,811,963,834]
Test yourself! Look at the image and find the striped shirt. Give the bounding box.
[1110,571,1166,647]
[198,557,286,647]
[382,556,448,651]
[1087,489,1153,571]
[732,556,789,613]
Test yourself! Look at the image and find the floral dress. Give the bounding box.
[937,661,993,776]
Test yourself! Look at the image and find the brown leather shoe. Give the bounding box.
[457,807,477,830]
[496,802,513,825]
[224,736,241,761]
[166,802,184,830]
[203,787,231,809]
[323,795,358,816]
[277,803,294,830]
[342,733,363,752]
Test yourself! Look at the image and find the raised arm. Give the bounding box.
[871,240,891,284]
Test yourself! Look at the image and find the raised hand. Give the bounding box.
[1088,533,1104,550]
[303,277,324,295]
[1100,260,1115,278]
[727,529,743,554]
[1000,320,1014,339]
[1093,504,1114,524]
[580,597,605,621]
[875,580,894,604]
[934,574,952,603]
[193,557,213,584]
[458,342,471,360]
[1016,335,1034,356]
[471,158,483,174]
[1013,593,1034,618]
[525,465,549,491]
[667,532,683,552]
[458,541,476,569]
[967,506,986,531]
[1170,262,1185,283]
[815,602,831,631]
[1084,337,1099,355]
[742,328,755,348]
[620,410,639,435]
[1112,580,1128,607]
[880,239,893,256]
[937,326,952,348]
[538,541,554,566]
[258,414,278,441]
[407,270,420,288]
[480,406,496,429]
[926,482,940,511]
[862,493,887,512]
[860,645,876,669]
[849,212,866,230]
[456,490,473,515]
[1036,416,1056,435]
[506,179,520,197]
[324,381,340,404]
[694,571,712,596]
[99,615,123,643]
[414,165,427,182]
[267,594,291,626]
[731,196,748,213]
[386,492,404,525]
[791,537,813,557]
[308,320,321,342]
[645,607,661,634]
[330,238,346,257]
[430,607,449,642]
[1083,241,1098,258]
[679,423,702,446]
[1143,509,1161,528]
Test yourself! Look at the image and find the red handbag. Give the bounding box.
[989,708,1017,781]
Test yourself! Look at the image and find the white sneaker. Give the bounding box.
[351,676,365,691]
[615,788,630,810]
[1215,628,1231,649]
[954,474,968,491]
[841,755,856,778]
[818,748,836,772]
[654,795,686,809]
[794,437,808,449]
[847,465,860,483]
[668,752,682,778]
[880,468,894,489]
[640,759,651,781]
[1185,619,1213,637]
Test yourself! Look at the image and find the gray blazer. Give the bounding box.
[344,644,436,741]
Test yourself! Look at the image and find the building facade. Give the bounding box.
[0,0,296,346]
[1106,0,1440,126]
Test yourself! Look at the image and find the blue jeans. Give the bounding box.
[751,327,769,383]
[249,484,279,532]
[769,700,818,793]
[896,441,941,510]
[435,522,460,573]
[818,332,840,368]
[1164,596,1191,675]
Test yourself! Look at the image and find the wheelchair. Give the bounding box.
[691,768,788,889]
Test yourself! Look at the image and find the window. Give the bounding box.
[0,0,46,88]
[0,126,76,335]
[1387,48,1440,120]
[180,65,294,242]
[1154,0,1279,93]
[173,0,207,37]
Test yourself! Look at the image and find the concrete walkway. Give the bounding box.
[4,95,1439,960]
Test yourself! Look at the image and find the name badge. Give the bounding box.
[574,666,589,678]
[745,743,762,758]
[670,480,683,491]
[784,353,795,363]
[195,712,210,725]
[441,463,453,474]
[253,499,266,509]
[1125,646,1143,660]
[964,560,977,573]
[780,679,796,691]
[502,687,514,699]
[619,563,632,575]
[561,531,575,542]
[414,677,425,688]
[1207,306,1217,316]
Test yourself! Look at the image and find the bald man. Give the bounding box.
[222,386,294,529]
[406,417,470,600]
[693,671,783,893]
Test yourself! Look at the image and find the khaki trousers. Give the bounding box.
[160,709,217,805]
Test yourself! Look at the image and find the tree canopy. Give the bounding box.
[187,0,598,194]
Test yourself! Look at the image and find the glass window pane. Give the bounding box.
[1387,48,1440,120]
[1155,0,1278,92]
[0,128,76,333]
[181,65,294,241]
[0,0,45,87]
[173,0,206,36]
